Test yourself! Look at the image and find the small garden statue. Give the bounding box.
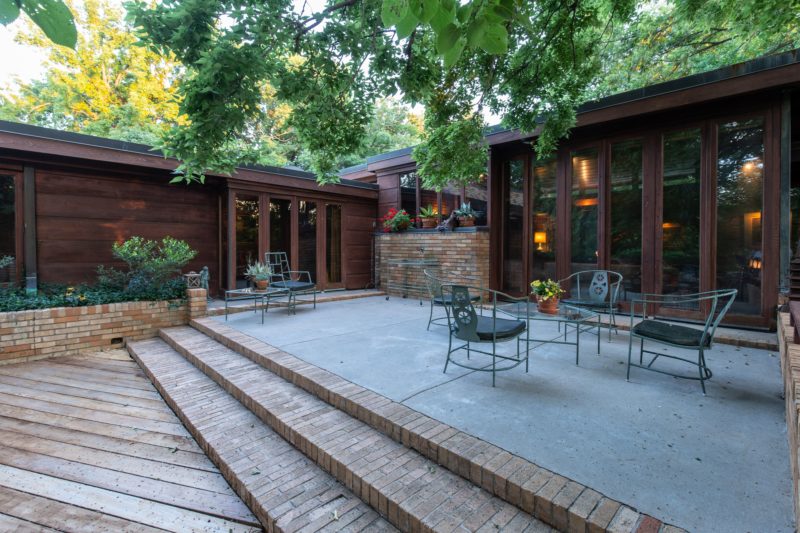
[200,266,210,300]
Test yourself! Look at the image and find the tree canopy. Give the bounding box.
[126,0,799,189]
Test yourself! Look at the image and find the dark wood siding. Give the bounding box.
[34,170,220,293]
[343,202,377,289]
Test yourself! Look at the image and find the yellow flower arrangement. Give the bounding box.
[530,279,565,301]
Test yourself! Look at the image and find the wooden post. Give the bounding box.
[23,166,36,295]
[226,189,236,290]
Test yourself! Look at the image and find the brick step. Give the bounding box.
[157,326,555,532]
[189,317,685,533]
[127,337,394,532]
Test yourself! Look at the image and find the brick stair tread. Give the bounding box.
[128,337,393,533]
[157,326,554,533]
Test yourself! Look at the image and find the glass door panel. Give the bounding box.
[502,158,525,294]
[0,175,15,284]
[326,204,342,284]
[570,149,599,273]
[610,140,643,301]
[269,198,292,263]
[530,157,557,282]
[662,130,701,299]
[235,194,259,288]
[716,118,764,315]
[298,201,317,281]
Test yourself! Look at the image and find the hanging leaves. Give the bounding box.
[1,0,77,48]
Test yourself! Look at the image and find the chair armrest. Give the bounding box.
[286,270,314,284]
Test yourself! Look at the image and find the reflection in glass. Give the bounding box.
[503,158,525,293]
[326,205,342,284]
[400,172,417,218]
[466,173,488,226]
[716,119,764,315]
[610,140,643,301]
[530,158,557,281]
[0,175,14,284]
[298,201,317,281]
[270,198,292,267]
[662,129,701,297]
[571,149,598,273]
[235,194,259,287]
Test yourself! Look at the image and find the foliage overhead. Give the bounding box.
[124,0,798,188]
[0,0,77,48]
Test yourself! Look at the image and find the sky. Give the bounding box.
[0,20,47,86]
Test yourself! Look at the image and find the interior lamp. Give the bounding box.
[534,232,547,251]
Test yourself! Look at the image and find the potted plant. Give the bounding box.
[418,205,438,229]
[245,261,272,290]
[381,208,414,232]
[530,279,565,314]
[454,202,476,227]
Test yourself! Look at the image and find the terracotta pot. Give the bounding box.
[420,217,438,228]
[458,216,475,227]
[255,279,269,291]
[536,297,559,315]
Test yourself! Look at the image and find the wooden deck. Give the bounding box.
[0,350,261,532]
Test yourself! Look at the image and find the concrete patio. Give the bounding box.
[216,295,793,533]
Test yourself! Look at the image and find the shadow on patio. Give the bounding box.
[216,295,793,533]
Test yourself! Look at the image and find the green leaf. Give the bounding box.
[0,0,20,25]
[395,10,418,38]
[465,17,486,48]
[419,0,438,23]
[442,37,465,68]
[478,23,507,54]
[20,0,76,48]
[381,0,409,27]
[429,3,454,32]
[435,22,459,54]
[456,3,472,24]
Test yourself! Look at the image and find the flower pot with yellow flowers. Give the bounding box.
[530,279,565,315]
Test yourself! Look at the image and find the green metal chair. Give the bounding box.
[265,251,316,315]
[626,289,737,394]
[441,284,530,387]
[423,269,483,331]
[559,270,623,341]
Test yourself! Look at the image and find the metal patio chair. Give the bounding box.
[265,251,316,315]
[441,284,530,387]
[626,289,737,394]
[423,269,483,330]
[559,270,623,341]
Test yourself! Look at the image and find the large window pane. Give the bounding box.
[571,149,598,273]
[270,198,292,263]
[235,194,259,287]
[610,140,643,301]
[503,158,525,293]
[400,172,417,218]
[717,119,764,315]
[0,175,15,284]
[530,157,557,281]
[662,130,701,297]
[466,174,488,226]
[326,204,342,284]
[298,201,317,281]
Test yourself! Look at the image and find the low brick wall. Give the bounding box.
[375,229,490,300]
[778,311,800,522]
[0,288,208,365]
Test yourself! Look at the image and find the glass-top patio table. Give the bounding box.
[497,303,601,365]
[224,287,289,324]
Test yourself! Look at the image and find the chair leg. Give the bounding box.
[444,335,452,374]
[492,342,496,387]
[639,338,644,365]
[626,333,634,382]
[313,289,316,309]
[427,301,434,331]
[699,347,707,395]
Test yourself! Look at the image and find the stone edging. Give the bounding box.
[191,316,685,533]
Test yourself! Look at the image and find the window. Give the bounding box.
[270,198,292,263]
[530,157,557,281]
[399,172,418,217]
[465,174,488,226]
[326,205,342,284]
[716,119,764,315]
[662,129,701,297]
[610,140,643,300]
[298,201,317,281]
[570,148,599,273]
[0,175,14,284]
[503,157,525,293]
[235,194,259,287]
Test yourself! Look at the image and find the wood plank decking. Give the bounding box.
[0,350,261,532]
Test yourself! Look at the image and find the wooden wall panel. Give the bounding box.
[343,201,377,289]
[35,170,221,294]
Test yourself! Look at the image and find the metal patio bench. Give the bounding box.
[265,251,317,315]
[441,284,530,387]
[626,289,737,394]
[559,270,623,341]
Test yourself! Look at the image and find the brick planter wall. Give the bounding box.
[0,288,208,365]
[778,311,800,522]
[375,229,490,300]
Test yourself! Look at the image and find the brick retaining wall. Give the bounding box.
[0,288,207,365]
[778,311,800,522]
[375,229,490,300]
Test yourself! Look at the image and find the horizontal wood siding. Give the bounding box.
[344,202,376,289]
[35,171,220,292]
